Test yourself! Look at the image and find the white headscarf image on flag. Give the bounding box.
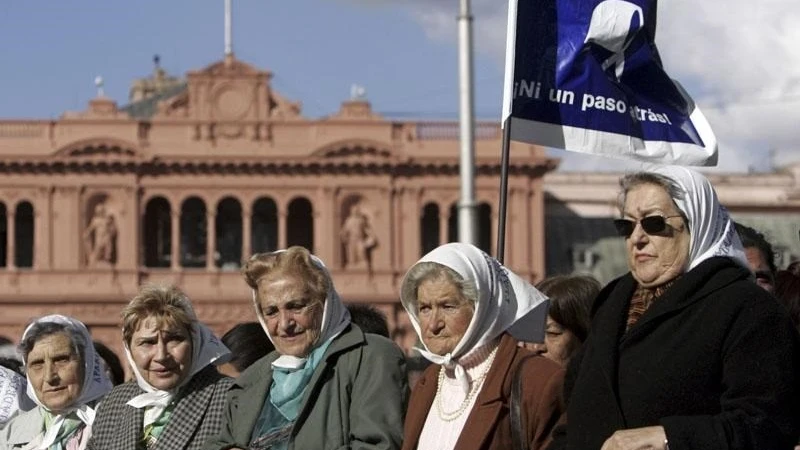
[502,0,717,166]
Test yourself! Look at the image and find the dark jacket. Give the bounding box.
[403,334,564,450]
[550,257,800,450]
[87,366,233,450]
[203,324,408,450]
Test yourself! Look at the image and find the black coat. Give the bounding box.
[550,257,800,450]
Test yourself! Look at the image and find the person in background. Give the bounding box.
[88,284,232,450]
[775,270,800,333]
[734,222,777,293]
[786,260,800,276]
[93,341,125,386]
[204,246,408,450]
[0,315,113,448]
[550,166,800,450]
[526,274,600,367]
[401,243,564,450]
[0,358,24,377]
[346,303,390,338]
[217,322,274,378]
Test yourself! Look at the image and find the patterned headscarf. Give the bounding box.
[400,243,550,393]
[649,165,748,270]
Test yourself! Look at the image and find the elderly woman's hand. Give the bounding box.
[600,426,667,450]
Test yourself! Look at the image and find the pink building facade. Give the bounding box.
[0,56,554,355]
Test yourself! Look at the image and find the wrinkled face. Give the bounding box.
[129,316,193,391]
[538,317,580,367]
[745,247,775,293]
[417,277,474,356]
[258,275,325,358]
[26,332,84,412]
[623,183,691,288]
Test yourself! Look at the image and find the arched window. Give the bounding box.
[0,203,6,268]
[251,197,278,254]
[216,197,242,270]
[420,203,440,256]
[477,202,492,255]
[287,197,313,252]
[143,197,171,268]
[447,202,458,243]
[15,202,34,268]
[180,197,207,268]
[446,201,492,254]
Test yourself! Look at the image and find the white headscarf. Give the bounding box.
[124,293,231,429]
[650,165,749,270]
[21,314,113,448]
[400,243,550,393]
[250,249,351,370]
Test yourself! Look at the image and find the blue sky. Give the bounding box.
[0,0,503,120]
[1,0,798,172]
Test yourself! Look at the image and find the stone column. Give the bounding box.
[242,205,252,261]
[206,212,216,270]
[6,211,15,270]
[439,205,449,248]
[35,188,52,270]
[171,211,180,270]
[316,187,334,264]
[278,209,287,250]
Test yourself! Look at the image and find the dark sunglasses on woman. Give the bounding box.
[614,215,683,237]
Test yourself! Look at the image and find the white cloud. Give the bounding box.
[345,0,800,173]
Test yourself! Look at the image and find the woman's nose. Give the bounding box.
[528,342,547,354]
[44,361,60,383]
[278,310,295,330]
[154,341,169,361]
[426,310,444,333]
[629,221,648,243]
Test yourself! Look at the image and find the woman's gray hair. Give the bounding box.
[401,261,479,313]
[19,321,86,365]
[618,171,687,220]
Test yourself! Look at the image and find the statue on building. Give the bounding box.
[83,203,117,267]
[340,204,377,269]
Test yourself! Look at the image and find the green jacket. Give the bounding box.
[203,324,408,450]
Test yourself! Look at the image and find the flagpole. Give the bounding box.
[496,117,512,263]
[457,0,478,246]
[224,0,233,57]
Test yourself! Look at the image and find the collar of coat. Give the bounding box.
[231,324,366,432]
[592,256,751,347]
[404,333,523,450]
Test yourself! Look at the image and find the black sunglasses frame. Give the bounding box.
[613,215,683,237]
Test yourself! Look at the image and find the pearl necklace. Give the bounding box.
[434,346,499,422]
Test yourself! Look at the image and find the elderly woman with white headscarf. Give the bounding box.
[203,246,408,450]
[86,284,232,450]
[549,166,800,450]
[400,242,565,450]
[0,314,113,449]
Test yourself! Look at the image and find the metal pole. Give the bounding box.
[457,0,478,246]
[224,0,233,56]
[496,117,512,263]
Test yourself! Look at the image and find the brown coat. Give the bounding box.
[402,334,565,450]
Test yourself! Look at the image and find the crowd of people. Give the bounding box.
[0,165,797,449]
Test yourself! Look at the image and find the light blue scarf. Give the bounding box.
[268,338,333,421]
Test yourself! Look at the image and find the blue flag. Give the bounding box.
[502,0,718,166]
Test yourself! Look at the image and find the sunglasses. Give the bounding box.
[613,215,683,237]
